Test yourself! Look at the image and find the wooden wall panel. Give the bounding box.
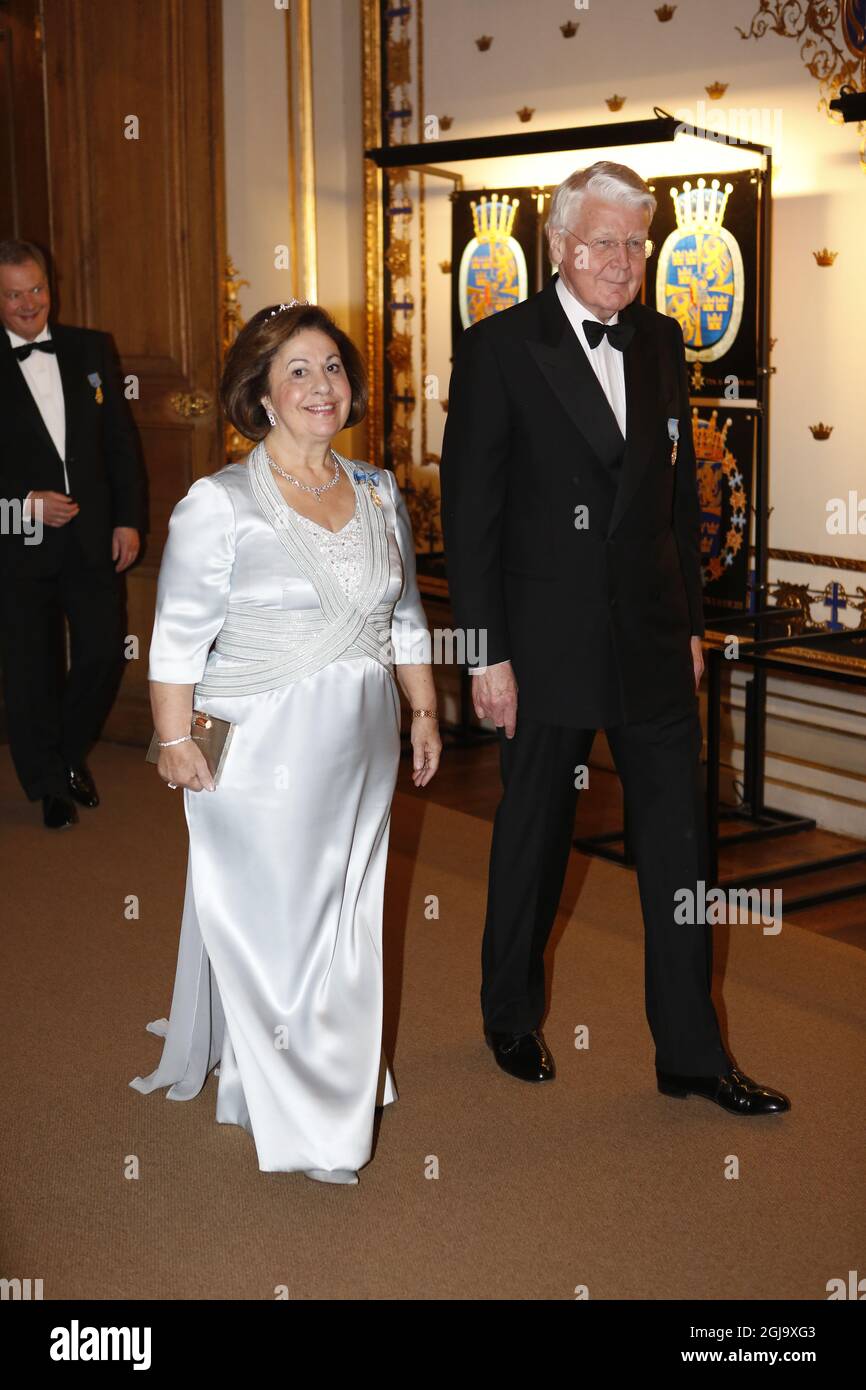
[0,0,50,247]
[42,0,226,742]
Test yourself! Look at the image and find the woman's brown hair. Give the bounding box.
[220,303,368,441]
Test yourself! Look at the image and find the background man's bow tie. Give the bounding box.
[12,340,56,361]
[583,319,634,351]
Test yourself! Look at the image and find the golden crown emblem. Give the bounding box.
[670,177,733,234]
[812,248,838,266]
[470,193,519,243]
[809,422,833,440]
[692,407,733,462]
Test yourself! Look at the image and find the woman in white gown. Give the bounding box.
[129,300,440,1183]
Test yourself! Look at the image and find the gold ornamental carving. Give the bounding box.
[386,331,413,375]
[737,1,866,169]
[221,256,253,459]
[385,239,411,279]
[169,391,213,418]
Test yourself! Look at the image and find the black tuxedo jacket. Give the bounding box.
[439,272,703,728]
[0,322,146,575]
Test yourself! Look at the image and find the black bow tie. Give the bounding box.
[582,318,634,351]
[12,339,56,361]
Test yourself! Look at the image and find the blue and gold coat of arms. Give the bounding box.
[655,178,744,362]
[458,193,528,328]
[693,407,747,586]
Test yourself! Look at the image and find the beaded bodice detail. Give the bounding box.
[194,444,394,698]
[294,499,364,600]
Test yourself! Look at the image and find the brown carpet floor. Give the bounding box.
[1,741,864,1300]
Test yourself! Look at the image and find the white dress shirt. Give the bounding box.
[555,274,627,439]
[6,325,69,500]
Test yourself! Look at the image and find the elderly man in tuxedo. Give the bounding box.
[440,162,789,1116]
[0,239,145,828]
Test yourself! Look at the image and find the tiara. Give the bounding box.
[269,298,310,316]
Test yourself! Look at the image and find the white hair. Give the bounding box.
[545,160,656,240]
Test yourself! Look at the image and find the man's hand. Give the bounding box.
[472,658,518,738]
[112,526,140,572]
[29,490,79,527]
[691,635,704,692]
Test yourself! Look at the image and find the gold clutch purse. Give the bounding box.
[145,710,236,786]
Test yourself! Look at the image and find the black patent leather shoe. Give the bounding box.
[42,795,78,829]
[66,764,99,808]
[657,1064,791,1115]
[485,1029,555,1083]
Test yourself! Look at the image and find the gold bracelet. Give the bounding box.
[412,708,438,719]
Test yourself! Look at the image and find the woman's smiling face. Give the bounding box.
[263,327,352,442]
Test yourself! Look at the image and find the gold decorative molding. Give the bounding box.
[296,0,317,302]
[221,256,249,356]
[737,1,866,170]
[768,548,866,573]
[285,7,300,298]
[360,0,462,577]
[222,257,252,460]
[386,330,413,375]
[169,391,213,419]
[385,238,411,279]
[769,581,821,632]
[388,36,411,88]
[778,643,866,671]
[362,0,384,469]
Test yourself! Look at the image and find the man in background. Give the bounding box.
[0,239,146,828]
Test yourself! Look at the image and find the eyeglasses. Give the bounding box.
[563,230,654,260]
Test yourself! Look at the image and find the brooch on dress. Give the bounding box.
[352,464,382,507]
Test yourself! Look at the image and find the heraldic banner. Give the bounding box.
[647,170,763,612]
[450,188,541,345]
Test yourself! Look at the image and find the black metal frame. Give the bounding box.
[571,608,801,866]
[705,630,866,911]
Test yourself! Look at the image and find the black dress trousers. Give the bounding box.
[0,520,125,800]
[481,700,730,1076]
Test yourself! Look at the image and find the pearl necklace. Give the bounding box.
[265,446,340,502]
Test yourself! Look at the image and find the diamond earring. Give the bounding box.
[265,407,276,427]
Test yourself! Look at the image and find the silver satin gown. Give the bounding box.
[129,443,429,1173]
